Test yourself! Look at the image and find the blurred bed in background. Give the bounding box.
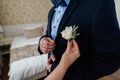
[7,23,48,80]
[0,22,49,80]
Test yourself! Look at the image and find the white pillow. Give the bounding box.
[8,54,48,80]
[0,26,3,32]
[23,26,43,39]
[0,26,3,39]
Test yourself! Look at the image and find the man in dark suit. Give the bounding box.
[38,0,120,79]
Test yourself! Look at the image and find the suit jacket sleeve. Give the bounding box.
[38,7,54,54]
[38,36,46,54]
[81,0,120,79]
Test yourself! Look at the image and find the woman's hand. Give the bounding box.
[45,40,80,80]
[47,40,80,73]
[47,55,56,73]
[60,40,80,69]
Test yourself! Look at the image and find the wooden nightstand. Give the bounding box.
[0,50,3,75]
[0,37,12,75]
[0,37,12,55]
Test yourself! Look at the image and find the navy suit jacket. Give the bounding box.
[38,0,120,79]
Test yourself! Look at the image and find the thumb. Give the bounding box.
[72,40,79,50]
[46,38,54,42]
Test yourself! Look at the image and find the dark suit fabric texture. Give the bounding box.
[38,0,120,80]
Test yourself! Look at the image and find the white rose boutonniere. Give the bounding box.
[61,25,80,41]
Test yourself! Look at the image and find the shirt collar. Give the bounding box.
[65,0,70,6]
[54,0,70,10]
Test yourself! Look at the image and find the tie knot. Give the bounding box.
[51,0,67,8]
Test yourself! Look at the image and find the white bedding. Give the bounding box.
[8,54,48,80]
[10,36,40,49]
[10,36,41,64]
[9,35,48,80]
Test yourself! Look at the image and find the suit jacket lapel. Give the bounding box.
[48,7,55,37]
[56,0,79,39]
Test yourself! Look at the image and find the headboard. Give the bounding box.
[2,22,47,38]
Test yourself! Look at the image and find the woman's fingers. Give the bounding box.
[72,40,79,51]
[66,40,80,57]
[47,58,53,73]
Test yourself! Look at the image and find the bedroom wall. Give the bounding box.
[0,0,119,26]
[115,0,120,26]
[0,0,52,25]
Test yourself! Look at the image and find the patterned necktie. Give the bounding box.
[51,0,67,8]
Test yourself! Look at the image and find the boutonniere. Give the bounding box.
[61,25,80,41]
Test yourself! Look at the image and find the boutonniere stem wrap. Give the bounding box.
[61,25,80,41]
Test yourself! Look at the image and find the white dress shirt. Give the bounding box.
[51,0,70,40]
